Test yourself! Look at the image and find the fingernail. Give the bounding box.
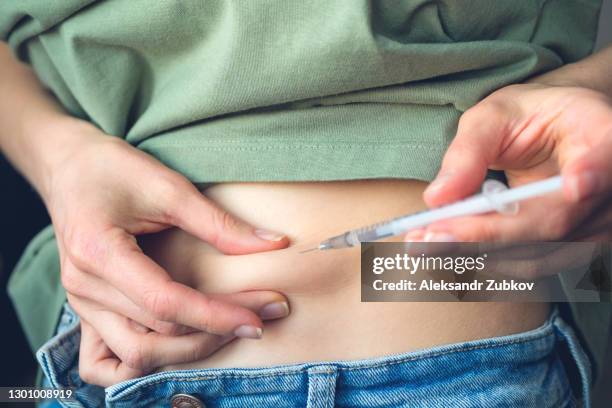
[568,171,601,201]
[255,229,285,242]
[259,302,290,319]
[424,232,456,242]
[234,325,263,339]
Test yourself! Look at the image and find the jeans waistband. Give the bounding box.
[37,304,592,408]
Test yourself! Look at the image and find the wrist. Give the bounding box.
[19,112,105,203]
[527,48,612,97]
[527,63,588,88]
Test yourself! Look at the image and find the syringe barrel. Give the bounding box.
[319,232,355,249]
[354,226,391,243]
[319,176,563,250]
[322,225,392,249]
[389,195,493,235]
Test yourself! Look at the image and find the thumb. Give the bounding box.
[424,106,507,207]
[211,291,291,321]
[166,184,289,255]
[562,136,612,203]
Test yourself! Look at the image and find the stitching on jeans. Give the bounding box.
[109,328,554,398]
[44,349,75,390]
[49,333,78,351]
[44,319,80,390]
[307,370,336,375]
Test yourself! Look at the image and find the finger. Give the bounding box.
[79,320,144,387]
[424,103,508,207]
[62,226,287,338]
[73,229,266,337]
[68,271,289,334]
[62,263,191,335]
[162,180,290,255]
[87,309,234,371]
[563,135,612,203]
[210,291,291,321]
[421,192,596,242]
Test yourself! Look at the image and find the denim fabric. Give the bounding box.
[37,304,591,408]
[38,304,104,408]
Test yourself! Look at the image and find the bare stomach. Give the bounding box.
[140,179,550,371]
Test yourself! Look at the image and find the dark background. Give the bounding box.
[0,157,49,388]
[1,1,611,405]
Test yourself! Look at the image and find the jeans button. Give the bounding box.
[171,393,205,408]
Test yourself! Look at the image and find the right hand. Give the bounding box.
[42,123,291,380]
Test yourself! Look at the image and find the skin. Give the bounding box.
[0,43,292,382]
[1,38,611,386]
[147,182,549,374]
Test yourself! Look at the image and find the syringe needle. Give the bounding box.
[299,247,318,254]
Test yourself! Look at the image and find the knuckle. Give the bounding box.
[461,101,504,127]
[211,209,239,237]
[199,308,212,334]
[65,229,103,269]
[189,338,213,361]
[151,320,182,336]
[60,267,83,294]
[195,296,215,333]
[142,289,174,321]
[157,176,191,219]
[122,343,150,370]
[68,228,136,277]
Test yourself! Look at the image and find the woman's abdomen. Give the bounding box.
[140,180,550,371]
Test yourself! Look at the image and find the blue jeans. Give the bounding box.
[38,304,591,408]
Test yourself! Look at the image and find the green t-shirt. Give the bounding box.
[1,0,609,385]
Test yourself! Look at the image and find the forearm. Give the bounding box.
[0,42,97,202]
[529,45,612,96]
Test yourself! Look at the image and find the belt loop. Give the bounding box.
[306,365,338,408]
[553,314,592,408]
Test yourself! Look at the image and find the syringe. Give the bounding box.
[301,176,563,252]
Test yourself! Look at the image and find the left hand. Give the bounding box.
[405,82,612,244]
[76,288,287,386]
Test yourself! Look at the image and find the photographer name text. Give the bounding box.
[372,279,535,292]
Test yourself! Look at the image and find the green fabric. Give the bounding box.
[0,0,602,183]
[7,226,65,353]
[1,0,609,386]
